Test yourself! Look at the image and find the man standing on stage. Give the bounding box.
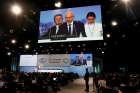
[84,68,89,92]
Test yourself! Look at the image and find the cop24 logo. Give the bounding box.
[63,58,69,64]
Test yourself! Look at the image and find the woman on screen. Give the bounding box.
[84,12,103,39]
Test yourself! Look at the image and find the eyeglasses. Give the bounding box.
[65,16,74,19]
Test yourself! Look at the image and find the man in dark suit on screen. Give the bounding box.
[42,14,66,40]
[48,14,67,40]
[61,11,87,38]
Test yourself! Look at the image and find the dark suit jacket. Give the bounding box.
[84,71,89,81]
[82,59,87,65]
[74,59,81,66]
[42,25,66,40]
[60,21,87,38]
[48,26,61,35]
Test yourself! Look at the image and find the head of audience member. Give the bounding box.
[136,90,140,93]
[86,68,89,72]
[65,11,74,24]
[86,12,96,24]
[54,14,63,25]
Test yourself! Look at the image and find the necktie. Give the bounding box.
[68,24,71,35]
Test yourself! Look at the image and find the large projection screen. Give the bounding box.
[38,5,103,43]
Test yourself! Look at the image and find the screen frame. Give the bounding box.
[38,4,103,43]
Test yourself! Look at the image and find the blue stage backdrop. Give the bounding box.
[20,54,93,76]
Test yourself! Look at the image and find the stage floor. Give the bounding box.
[58,77,97,93]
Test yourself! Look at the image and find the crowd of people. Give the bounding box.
[92,72,140,93]
[1,70,140,93]
[0,71,79,93]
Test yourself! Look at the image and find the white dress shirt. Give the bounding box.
[56,25,59,34]
[84,22,103,38]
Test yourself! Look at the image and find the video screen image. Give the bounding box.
[38,5,103,43]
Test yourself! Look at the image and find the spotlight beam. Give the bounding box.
[11,4,22,15]
[121,0,130,4]
[55,1,62,8]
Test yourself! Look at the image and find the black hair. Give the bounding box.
[86,12,96,19]
[54,14,63,22]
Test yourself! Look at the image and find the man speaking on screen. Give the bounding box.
[61,11,87,38]
[42,14,68,40]
[47,14,67,40]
